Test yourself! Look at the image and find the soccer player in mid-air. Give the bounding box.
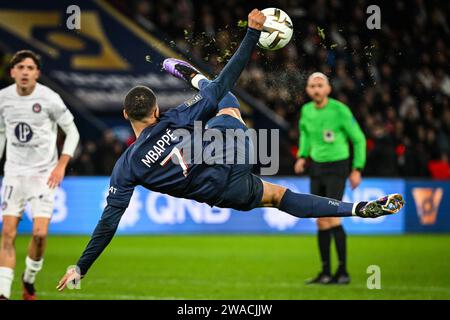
[57,9,404,290]
[0,50,80,300]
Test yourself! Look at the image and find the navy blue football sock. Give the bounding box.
[198,78,209,89]
[199,79,240,110]
[279,189,355,218]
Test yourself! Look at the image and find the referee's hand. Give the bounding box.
[349,169,362,190]
[294,158,306,175]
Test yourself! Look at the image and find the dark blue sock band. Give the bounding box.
[279,189,354,218]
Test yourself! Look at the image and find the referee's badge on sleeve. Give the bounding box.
[323,129,335,143]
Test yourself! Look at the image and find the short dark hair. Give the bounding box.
[124,86,157,121]
[9,50,41,70]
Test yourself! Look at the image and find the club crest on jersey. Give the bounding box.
[14,122,33,143]
[32,103,42,113]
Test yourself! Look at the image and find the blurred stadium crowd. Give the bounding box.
[118,0,450,178]
[1,0,450,179]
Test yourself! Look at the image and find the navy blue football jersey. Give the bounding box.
[107,88,234,209]
[76,27,262,276]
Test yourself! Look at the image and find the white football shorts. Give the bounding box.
[1,176,55,219]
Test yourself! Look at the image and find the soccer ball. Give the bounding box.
[258,8,294,51]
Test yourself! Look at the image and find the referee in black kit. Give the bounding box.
[295,72,366,284]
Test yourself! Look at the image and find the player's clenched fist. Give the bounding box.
[248,9,266,30]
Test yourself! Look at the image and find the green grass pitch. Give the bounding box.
[10,234,450,300]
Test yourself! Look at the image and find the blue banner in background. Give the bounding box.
[0,177,415,235]
[405,181,450,232]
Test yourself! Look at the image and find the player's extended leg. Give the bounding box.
[22,217,50,300]
[163,58,245,123]
[163,59,405,217]
[0,216,20,300]
[260,180,404,218]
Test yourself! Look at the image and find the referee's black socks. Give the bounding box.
[331,225,348,274]
[318,229,332,275]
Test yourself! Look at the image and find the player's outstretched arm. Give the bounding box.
[57,204,125,291]
[202,9,265,104]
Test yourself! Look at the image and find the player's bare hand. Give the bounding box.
[349,169,362,190]
[56,267,81,292]
[248,9,266,31]
[294,158,306,175]
[47,164,65,189]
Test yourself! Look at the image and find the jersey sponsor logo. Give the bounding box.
[412,188,443,225]
[14,122,33,143]
[32,103,42,113]
[184,93,203,107]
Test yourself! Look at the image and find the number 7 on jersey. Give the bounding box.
[160,147,189,177]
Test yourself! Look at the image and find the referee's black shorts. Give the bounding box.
[309,159,350,201]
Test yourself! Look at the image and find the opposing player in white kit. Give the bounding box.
[0,50,80,300]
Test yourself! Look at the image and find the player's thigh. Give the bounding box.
[260,180,287,207]
[215,166,264,211]
[324,175,347,200]
[310,176,325,196]
[217,107,244,124]
[28,176,55,220]
[1,176,27,219]
[206,114,253,165]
